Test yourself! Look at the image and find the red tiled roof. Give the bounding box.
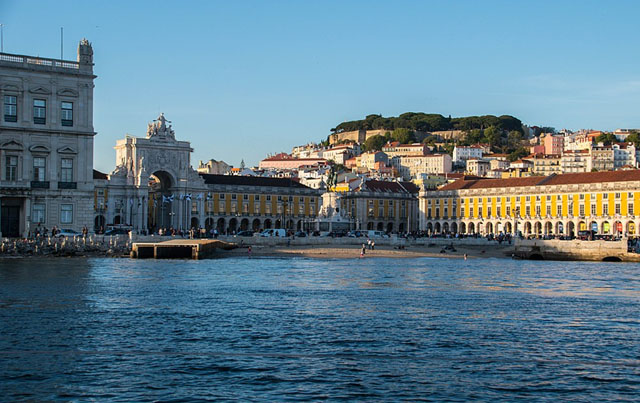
[439,170,640,191]
[360,179,418,194]
[93,169,108,180]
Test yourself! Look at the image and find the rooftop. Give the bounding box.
[199,174,312,189]
[438,169,640,191]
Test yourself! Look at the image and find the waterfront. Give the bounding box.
[0,257,638,401]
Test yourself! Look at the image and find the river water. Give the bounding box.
[0,257,638,401]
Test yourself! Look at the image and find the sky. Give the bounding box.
[2,0,640,172]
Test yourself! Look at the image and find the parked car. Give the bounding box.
[235,230,254,237]
[294,231,307,237]
[104,228,130,236]
[347,231,363,238]
[260,229,287,237]
[55,229,81,238]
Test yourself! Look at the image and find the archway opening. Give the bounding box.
[94,215,106,233]
[253,219,261,232]
[148,170,175,232]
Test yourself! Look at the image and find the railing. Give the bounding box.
[31,181,50,189]
[58,181,77,189]
[1,53,79,69]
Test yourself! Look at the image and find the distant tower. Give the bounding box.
[77,38,93,73]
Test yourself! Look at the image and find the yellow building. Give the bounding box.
[419,170,640,237]
[337,179,420,233]
[157,175,321,234]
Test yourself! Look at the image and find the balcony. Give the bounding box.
[58,181,77,189]
[31,181,50,189]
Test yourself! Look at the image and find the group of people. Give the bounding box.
[30,225,89,239]
[360,238,376,257]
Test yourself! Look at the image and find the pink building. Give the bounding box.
[543,134,564,155]
[259,153,327,169]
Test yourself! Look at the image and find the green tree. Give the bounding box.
[596,132,617,146]
[391,128,415,144]
[464,129,484,145]
[507,130,523,148]
[483,126,501,148]
[362,135,387,152]
[508,147,529,162]
[625,132,640,147]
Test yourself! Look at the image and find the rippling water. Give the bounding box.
[0,257,638,401]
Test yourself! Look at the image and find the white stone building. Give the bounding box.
[392,154,452,180]
[0,39,96,237]
[452,145,483,164]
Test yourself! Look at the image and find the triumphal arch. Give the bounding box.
[100,114,206,232]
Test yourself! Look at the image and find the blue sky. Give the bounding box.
[2,0,640,172]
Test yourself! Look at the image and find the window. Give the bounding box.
[536,206,541,216]
[443,207,448,218]
[33,99,46,124]
[33,157,46,181]
[579,194,585,200]
[506,206,511,216]
[603,204,609,216]
[615,193,621,199]
[557,204,562,217]
[266,195,271,201]
[61,158,73,182]
[231,202,237,213]
[60,204,73,224]
[231,194,237,200]
[579,205,584,216]
[487,207,492,217]
[546,195,551,201]
[298,205,304,215]
[218,202,225,213]
[603,193,609,199]
[5,156,17,181]
[4,95,17,122]
[219,193,225,199]
[515,206,521,217]
[192,201,198,214]
[242,203,249,213]
[628,192,634,198]
[61,102,73,126]
[32,203,46,224]
[525,206,531,217]
[243,194,248,200]
[628,203,634,216]
[591,204,596,216]
[254,194,260,201]
[615,204,621,215]
[265,204,271,214]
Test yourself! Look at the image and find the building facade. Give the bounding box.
[95,114,321,234]
[337,179,419,233]
[419,170,640,237]
[0,39,96,237]
[391,154,452,180]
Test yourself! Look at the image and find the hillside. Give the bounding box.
[330,113,523,135]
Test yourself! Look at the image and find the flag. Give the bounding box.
[197,194,203,200]
[185,193,192,201]
[206,193,212,200]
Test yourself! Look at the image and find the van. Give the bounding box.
[366,230,388,238]
[260,228,287,237]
